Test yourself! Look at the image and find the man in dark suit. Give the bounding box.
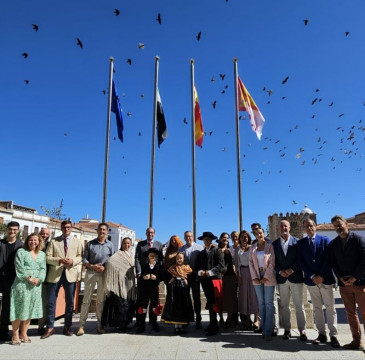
[134,227,163,332]
[0,221,23,341]
[196,231,224,336]
[297,218,339,347]
[273,219,307,341]
[328,215,365,351]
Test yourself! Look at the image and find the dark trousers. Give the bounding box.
[46,271,76,329]
[0,284,11,335]
[200,278,218,328]
[136,281,158,324]
[188,277,202,322]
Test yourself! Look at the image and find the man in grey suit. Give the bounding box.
[134,227,163,332]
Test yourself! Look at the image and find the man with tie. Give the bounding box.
[41,220,83,339]
[273,219,307,341]
[178,231,204,329]
[328,215,365,351]
[134,227,163,332]
[297,218,339,347]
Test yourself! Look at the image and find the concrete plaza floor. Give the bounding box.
[1,289,364,360]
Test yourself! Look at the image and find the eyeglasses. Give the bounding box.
[63,226,72,229]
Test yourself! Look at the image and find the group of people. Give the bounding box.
[1,215,365,352]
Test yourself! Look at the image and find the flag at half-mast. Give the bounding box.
[156,88,167,147]
[111,80,124,142]
[238,76,265,140]
[194,85,204,147]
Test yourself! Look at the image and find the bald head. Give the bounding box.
[279,220,291,240]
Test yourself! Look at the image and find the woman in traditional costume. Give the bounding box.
[102,237,136,332]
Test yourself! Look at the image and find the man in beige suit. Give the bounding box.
[41,220,83,339]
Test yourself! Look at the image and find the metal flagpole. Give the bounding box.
[233,58,243,231]
[190,59,197,238]
[148,56,160,227]
[101,56,114,222]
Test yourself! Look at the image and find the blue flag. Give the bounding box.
[111,80,124,142]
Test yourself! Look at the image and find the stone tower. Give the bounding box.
[268,205,317,240]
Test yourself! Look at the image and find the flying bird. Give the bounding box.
[311,98,318,105]
[212,100,217,109]
[219,74,226,80]
[282,76,289,84]
[32,24,39,32]
[267,89,273,96]
[293,200,298,205]
[345,31,350,36]
[22,52,28,58]
[196,31,202,41]
[127,112,132,117]
[76,38,83,48]
[304,19,309,26]
[24,80,29,84]
[102,90,106,95]
[127,58,132,65]
[114,9,120,16]
[211,76,215,83]
[183,118,188,124]
[157,13,161,24]
[138,43,145,49]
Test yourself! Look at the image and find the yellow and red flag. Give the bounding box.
[238,76,265,140]
[194,85,204,147]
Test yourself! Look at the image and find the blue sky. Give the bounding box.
[1,0,364,243]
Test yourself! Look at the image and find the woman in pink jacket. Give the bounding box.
[249,228,277,341]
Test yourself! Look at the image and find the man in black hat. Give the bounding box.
[196,232,224,336]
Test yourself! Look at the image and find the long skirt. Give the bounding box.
[101,292,136,330]
[161,279,194,325]
[222,274,238,314]
[238,266,259,315]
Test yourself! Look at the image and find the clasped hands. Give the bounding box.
[143,274,157,280]
[279,269,294,278]
[340,275,356,286]
[59,258,74,267]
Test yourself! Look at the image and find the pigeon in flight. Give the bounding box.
[76,38,83,48]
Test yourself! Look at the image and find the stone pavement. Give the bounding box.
[1,289,364,360]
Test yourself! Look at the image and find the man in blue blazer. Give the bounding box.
[297,218,339,348]
[273,219,307,341]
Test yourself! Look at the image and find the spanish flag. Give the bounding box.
[238,76,265,140]
[194,85,204,147]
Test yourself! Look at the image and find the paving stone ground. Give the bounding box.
[0,289,363,360]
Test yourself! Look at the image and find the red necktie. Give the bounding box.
[64,238,68,255]
[148,241,152,249]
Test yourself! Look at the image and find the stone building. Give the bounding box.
[268,205,317,240]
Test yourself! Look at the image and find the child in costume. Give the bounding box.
[136,248,162,333]
[161,252,194,334]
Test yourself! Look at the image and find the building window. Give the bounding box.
[23,225,29,238]
[34,226,39,234]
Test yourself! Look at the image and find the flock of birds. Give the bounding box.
[17,5,364,209]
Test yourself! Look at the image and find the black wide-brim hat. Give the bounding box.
[197,231,218,240]
[144,247,160,257]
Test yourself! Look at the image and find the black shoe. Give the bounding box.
[195,321,202,330]
[282,330,291,340]
[330,336,340,348]
[0,333,12,342]
[206,327,219,336]
[136,323,145,333]
[271,327,278,336]
[313,333,327,345]
[254,327,263,334]
[174,328,181,335]
[151,323,160,332]
[299,331,308,341]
